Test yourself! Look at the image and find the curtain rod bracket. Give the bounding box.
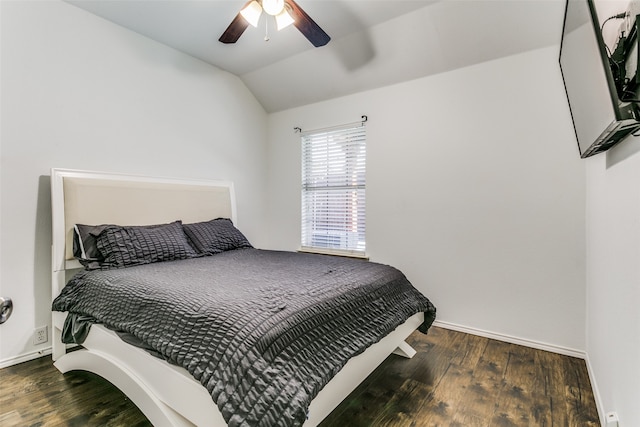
[362,115,368,123]
[294,127,302,133]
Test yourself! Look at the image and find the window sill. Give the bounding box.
[297,247,369,260]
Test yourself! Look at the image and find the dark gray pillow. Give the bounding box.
[182,218,252,255]
[95,221,198,269]
[73,224,110,269]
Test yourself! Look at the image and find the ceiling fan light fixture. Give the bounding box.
[240,1,262,27]
[262,0,285,16]
[220,0,330,47]
[275,8,295,30]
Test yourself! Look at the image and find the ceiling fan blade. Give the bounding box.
[286,0,330,47]
[219,3,251,44]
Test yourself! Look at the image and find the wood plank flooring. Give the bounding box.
[0,327,599,426]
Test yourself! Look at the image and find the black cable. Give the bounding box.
[601,12,628,32]
[601,12,628,59]
[618,87,640,102]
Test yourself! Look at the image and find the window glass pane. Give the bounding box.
[301,124,366,254]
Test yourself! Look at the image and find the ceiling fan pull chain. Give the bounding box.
[264,18,270,42]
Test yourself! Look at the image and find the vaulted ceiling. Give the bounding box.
[65,0,566,112]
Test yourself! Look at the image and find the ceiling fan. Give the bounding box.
[219,0,331,47]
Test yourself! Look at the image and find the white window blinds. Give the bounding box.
[301,123,366,256]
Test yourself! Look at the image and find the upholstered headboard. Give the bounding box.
[51,169,236,271]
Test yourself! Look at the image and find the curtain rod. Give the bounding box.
[294,115,367,134]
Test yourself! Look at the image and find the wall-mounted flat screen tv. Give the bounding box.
[559,0,640,158]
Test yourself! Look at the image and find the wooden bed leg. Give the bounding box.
[392,340,417,359]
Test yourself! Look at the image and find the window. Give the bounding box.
[301,123,366,256]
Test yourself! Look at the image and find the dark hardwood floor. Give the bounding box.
[0,326,599,426]
[321,327,599,427]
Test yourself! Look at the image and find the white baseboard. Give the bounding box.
[432,320,586,359]
[583,352,606,426]
[0,346,52,369]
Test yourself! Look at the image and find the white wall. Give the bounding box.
[4,1,633,422]
[3,1,635,422]
[573,3,640,422]
[0,0,268,365]
[585,140,640,426]
[267,46,587,352]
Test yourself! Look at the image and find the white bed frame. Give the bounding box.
[50,168,423,427]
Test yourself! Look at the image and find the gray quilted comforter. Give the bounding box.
[52,248,436,427]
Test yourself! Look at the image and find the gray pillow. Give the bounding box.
[95,221,198,269]
[182,218,252,255]
[73,224,110,269]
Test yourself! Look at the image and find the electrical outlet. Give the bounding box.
[33,325,48,345]
[605,411,619,427]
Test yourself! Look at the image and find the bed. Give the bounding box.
[50,168,436,427]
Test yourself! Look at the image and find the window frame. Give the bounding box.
[300,122,367,258]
